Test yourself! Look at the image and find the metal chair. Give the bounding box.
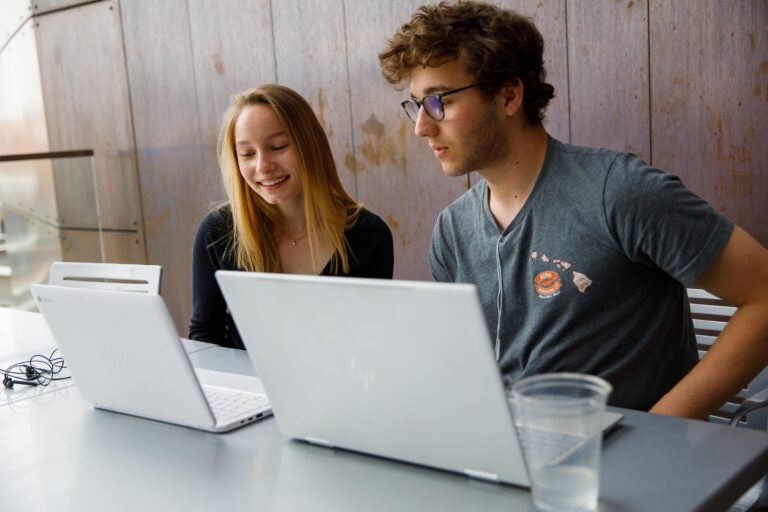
[687,288,768,511]
[48,262,162,294]
[688,288,768,429]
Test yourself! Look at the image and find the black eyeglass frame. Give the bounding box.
[400,83,480,123]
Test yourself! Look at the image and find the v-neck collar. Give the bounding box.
[480,136,556,236]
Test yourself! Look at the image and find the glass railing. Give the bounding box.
[0,150,103,309]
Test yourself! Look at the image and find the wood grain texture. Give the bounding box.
[120,0,202,329]
[650,0,768,246]
[187,0,275,208]
[34,1,144,241]
[272,0,356,197]
[61,231,145,264]
[9,0,766,327]
[31,0,97,15]
[567,0,650,159]
[59,230,104,263]
[344,0,469,280]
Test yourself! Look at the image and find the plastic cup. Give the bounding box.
[510,373,612,512]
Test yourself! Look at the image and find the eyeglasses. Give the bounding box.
[400,83,480,123]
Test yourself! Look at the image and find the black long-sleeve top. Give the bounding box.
[188,206,394,349]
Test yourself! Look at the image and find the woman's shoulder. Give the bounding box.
[198,204,233,233]
[350,207,391,236]
[194,204,234,251]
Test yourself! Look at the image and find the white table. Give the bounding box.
[1,309,767,511]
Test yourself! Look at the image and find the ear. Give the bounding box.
[500,79,524,117]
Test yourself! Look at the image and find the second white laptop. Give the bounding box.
[217,272,528,484]
[216,272,622,486]
[31,284,271,433]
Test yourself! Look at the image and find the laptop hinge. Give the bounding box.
[304,436,334,448]
[464,469,500,483]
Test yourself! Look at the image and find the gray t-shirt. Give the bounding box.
[430,137,733,410]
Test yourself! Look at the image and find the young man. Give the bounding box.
[378,1,768,418]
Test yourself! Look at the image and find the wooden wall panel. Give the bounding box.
[344,0,469,280]
[34,1,145,244]
[120,0,202,330]
[187,0,275,208]
[0,20,49,155]
[272,0,356,197]
[13,0,764,328]
[59,230,103,263]
[61,231,144,264]
[650,1,768,246]
[568,0,650,160]
[32,0,95,15]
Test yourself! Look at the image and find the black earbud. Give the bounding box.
[24,365,50,379]
[3,375,38,389]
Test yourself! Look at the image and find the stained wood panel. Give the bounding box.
[8,0,765,327]
[61,231,144,264]
[568,0,650,159]
[32,0,95,15]
[187,0,275,207]
[120,0,202,329]
[344,0,469,280]
[650,1,768,246]
[272,0,356,197]
[34,1,145,245]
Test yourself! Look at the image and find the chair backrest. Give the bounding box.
[48,262,162,294]
[688,288,768,430]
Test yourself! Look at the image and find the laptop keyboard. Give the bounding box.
[203,387,269,424]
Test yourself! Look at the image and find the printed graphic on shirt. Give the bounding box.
[534,271,561,298]
[530,251,592,298]
[572,272,592,293]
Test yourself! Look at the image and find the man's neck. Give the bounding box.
[479,123,549,230]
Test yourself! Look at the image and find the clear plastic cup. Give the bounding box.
[510,373,612,512]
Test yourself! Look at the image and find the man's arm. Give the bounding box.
[650,225,768,419]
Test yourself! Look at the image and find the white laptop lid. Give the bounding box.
[216,271,530,486]
[30,284,218,430]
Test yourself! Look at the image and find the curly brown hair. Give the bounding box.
[378,1,555,124]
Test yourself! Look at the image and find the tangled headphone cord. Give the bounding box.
[1,349,72,389]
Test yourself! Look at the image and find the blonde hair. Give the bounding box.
[217,84,361,273]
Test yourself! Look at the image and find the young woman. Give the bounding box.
[189,84,394,349]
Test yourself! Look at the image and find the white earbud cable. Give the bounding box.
[495,234,504,361]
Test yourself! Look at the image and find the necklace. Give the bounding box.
[285,231,308,246]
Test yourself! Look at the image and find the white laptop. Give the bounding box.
[215,272,622,486]
[30,284,272,433]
